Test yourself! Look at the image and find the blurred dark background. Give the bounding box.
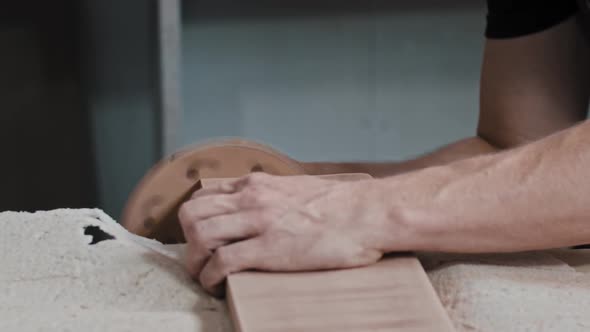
[0,0,486,220]
[0,2,95,211]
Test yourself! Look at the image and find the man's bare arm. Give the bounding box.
[382,119,590,253]
[177,18,590,289]
[303,137,497,178]
[304,16,589,178]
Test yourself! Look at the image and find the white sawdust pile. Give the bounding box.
[0,209,232,332]
[1,209,590,332]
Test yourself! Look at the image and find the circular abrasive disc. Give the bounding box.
[121,138,305,243]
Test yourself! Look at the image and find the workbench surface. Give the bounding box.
[1,209,589,331]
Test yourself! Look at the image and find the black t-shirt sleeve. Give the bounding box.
[485,0,579,38]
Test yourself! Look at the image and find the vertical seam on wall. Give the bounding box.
[369,0,378,160]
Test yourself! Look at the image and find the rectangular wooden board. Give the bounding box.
[226,255,455,332]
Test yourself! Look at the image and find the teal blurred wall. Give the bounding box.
[81,0,159,219]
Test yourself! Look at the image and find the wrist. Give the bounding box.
[355,178,419,254]
[369,176,437,254]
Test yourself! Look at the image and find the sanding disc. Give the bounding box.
[121,138,305,244]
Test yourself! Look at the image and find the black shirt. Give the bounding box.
[485,0,588,39]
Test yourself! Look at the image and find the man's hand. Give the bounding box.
[178,173,389,296]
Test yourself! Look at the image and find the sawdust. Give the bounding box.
[420,251,590,332]
[0,209,232,332]
[2,208,590,332]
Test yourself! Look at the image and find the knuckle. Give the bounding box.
[199,272,218,294]
[247,172,269,182]
[191,223,209,246]
[237,173,281,208]
[178,204,195,230]
[178,203,194,222]
[214,246,233,271]
[178,208,210,246]
[185,252,201,278]
[185,258,199,279]
[238,187,263,206]
[240,172,272,189]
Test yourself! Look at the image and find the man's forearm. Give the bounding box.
[302,136,498,178]
[378,120,590,253]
